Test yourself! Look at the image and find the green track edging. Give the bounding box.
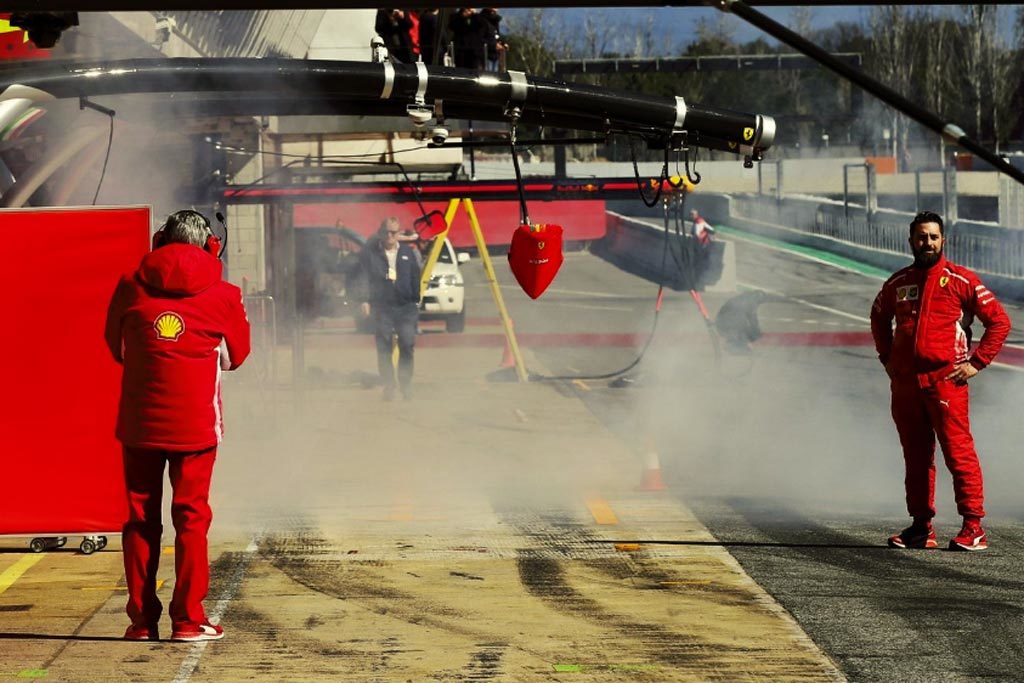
[713,224,892,280]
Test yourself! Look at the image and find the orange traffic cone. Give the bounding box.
[500,338,515,368]
[638,445,667,492]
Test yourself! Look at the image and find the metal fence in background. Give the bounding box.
[814,213,907,255]
[724,192,1024,280]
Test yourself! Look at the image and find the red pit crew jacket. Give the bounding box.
[870,256,1010,385]
[105,243,251,451]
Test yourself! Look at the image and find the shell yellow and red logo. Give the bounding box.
[154,312,185,341]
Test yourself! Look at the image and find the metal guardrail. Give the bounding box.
[814,213,907,255]
[948,225,1024,279]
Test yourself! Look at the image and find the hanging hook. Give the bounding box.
[630,136,668,208]
[507,108,530,226]
[684,143,702,186]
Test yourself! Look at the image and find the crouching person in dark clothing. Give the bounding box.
[715,290,770,353]
[359,218,422,400]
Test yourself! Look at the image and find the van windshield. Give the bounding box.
[427,238,454,264]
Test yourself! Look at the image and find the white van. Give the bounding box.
[421,237,470,333]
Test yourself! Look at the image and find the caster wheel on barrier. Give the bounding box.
[80,539,97,555]
[30,538,46,553]
[97,536,108,551]
[57,537,68,548]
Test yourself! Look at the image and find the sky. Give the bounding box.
[503,5,1018,56]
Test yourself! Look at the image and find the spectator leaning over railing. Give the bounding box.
[375,8,414,63]
[479,7,506,71]
[418,8,440,64]
[449,7,486,69]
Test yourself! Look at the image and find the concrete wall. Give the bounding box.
[307,9,376,61]
[226,142,266,295]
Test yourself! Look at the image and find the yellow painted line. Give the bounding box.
[614,543,642,552]
[0,555,43,596]
[572,379,591,392]
[163,546,175,555]
[81,580,164,592]
[585,497,619,525]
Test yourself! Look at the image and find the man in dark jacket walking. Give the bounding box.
[359,218,423,400]
[105,209,250,642]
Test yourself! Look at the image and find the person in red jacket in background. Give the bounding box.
[105,209,250,642]
[870,211,1009,552]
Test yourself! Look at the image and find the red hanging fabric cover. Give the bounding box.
[507,223,563,299]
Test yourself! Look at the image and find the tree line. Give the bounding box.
[501,7,1024,169]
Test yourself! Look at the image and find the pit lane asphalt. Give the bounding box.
[524,233,1024,683]
[4,231,1020,681]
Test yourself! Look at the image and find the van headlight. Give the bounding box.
[430,274,460,288]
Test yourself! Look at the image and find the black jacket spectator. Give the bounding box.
[375,8,414,63]
[479,8,503,66]
[449,8,486,69]
[417,9,439,64]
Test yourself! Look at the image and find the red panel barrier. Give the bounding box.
[293,199,606,248]
[0,206,151,535]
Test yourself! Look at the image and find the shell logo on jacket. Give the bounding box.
[105,243,251,451]
[154,312,185,341]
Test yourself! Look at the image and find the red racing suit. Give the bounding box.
[870,255,1009,521]
[104,242,250,629]
[104,243,251,451]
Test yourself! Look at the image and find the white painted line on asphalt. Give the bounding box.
[172,537,260,683]
[535,286,635,299]
[545,302,635,312]
[739,281,869,324]
[741,281,1024,374]
[731,229,1024,358]
[467,282,632,299]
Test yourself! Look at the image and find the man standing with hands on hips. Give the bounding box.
[105,209,250,641]
[871,211,1009,551]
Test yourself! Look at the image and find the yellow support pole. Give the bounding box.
[419,198,461,298]
[405,199,461,372]
[408,199,461,371]
[462,198,528,382]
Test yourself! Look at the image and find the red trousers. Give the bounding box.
[890,377,985,520]
[122,446,216,628]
